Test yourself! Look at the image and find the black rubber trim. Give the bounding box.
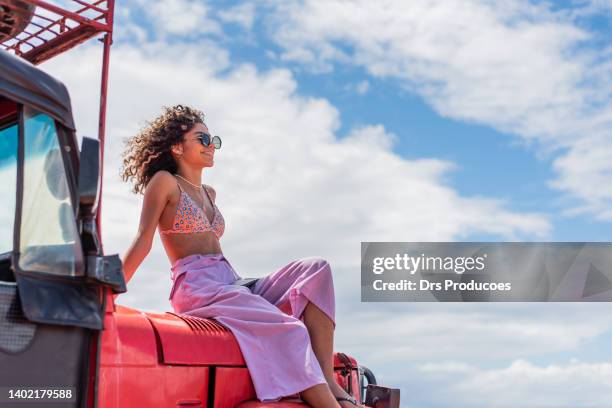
[207,366,216,408]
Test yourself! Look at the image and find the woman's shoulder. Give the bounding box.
[146,170,179,196]
[151,169,175,182]
[149,170,178,186]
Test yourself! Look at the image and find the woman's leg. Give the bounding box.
[303,301,335,384]
[249,257,364,406]
[300,383,340,408]
[302,301,366,408]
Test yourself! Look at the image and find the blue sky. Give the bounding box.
[38,0,612,406]
[122,0,612,242]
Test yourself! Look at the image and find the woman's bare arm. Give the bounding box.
[121,171,174,285]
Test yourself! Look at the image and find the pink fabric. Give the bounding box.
[169,253,336,402]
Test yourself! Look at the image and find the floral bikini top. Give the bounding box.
[159,177,225,239]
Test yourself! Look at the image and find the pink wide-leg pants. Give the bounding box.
[169,253,336,402]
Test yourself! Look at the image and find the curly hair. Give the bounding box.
[120,104,206,194]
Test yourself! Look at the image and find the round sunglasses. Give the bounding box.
[195,131,222,149]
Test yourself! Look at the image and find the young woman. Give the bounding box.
[120,105,365,408]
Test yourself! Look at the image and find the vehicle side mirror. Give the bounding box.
[78,136,126,294]
[78,136,101,217]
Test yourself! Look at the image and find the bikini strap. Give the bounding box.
[202,184,214,205]
[173,174,184,193]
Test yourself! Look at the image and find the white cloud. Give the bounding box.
[355,80,370,95]
[217,2,256,30]
[344,124,395,150]
[39,22,549,314]
[418,359,612,407]
[114,6,148,44]
[265,0,612,220]
[330,301,612,406]
[334,304,612,366]
[580,0,612,15]
[345,80,370,95]
[136,0,222,38]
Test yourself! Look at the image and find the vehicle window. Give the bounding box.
[18,107,84,276]
[0,124,18,255]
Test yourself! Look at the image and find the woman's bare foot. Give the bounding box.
[329,382,367,408]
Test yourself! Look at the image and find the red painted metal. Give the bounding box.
[99,304,212,407]
[99,358,211,407]
[333,353,362,403]
[0,0,113,64]
[97,303,365,407]
[100,305,158,367]
[146,311,246,365]
[0,98,18,122]
[96,0,113,247]
[215,367,259,407]
[333,353,358,369]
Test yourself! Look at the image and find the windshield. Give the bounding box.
[18,107,83,276]
[0,123,18,255]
